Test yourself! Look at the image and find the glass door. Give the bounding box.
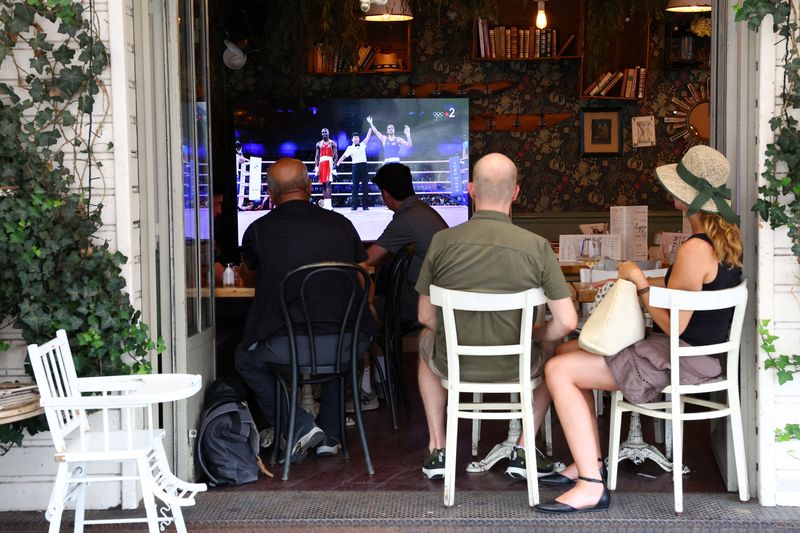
[176,0,216,478]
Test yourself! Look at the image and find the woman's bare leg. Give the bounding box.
[544,348,618,508]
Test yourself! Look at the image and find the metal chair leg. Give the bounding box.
[350,361,374,475]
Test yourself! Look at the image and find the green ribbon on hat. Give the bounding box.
[675,161,740,224]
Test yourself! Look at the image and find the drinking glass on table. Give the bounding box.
[579,237,603,284]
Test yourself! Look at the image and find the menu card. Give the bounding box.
[559,234,622,262]
[661,232,691,257]
[610,205,648,261]
[579,223,608,235]
[248,156,263,201]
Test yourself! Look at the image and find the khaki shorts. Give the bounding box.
[418,326,551,381]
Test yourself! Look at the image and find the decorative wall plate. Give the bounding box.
[664,79,710,150]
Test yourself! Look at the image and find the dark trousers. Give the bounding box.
[350,162,369,208]
[235,336,344,441]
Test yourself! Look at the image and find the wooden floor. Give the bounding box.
[224,352,727,495]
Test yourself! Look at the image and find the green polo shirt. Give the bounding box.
[415,210,571,382]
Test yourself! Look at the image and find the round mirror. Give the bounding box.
[664,79,710,149]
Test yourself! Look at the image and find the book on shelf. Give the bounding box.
[510,27,518,58]
[505,27,512,58]
[557,33,576,56]
[623,68,636,98]
[483,19,491,58]
[477,19,486,57]
[583,78,600,96]
[599,71,624,96]
[497,26,505,59]
[636,67,647,99]
[589,71,613,96]
[489,28,496,58]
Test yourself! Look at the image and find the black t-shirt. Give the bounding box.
[240,200,368,348]
[659,233,742,347]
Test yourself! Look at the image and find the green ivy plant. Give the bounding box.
[0,0,162,453]
[734,1,800,260]
[758,319,800,442]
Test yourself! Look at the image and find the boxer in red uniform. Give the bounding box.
[314,128,338,209]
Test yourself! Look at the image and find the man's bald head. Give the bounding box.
[471,153,519,208]
[267,158,310,203]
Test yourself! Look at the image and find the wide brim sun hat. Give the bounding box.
[654,145,739,223]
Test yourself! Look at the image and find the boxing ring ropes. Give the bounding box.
[236,157,469,209]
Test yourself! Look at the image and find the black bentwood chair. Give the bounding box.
[270,262,373,480]
[380,245,418,428]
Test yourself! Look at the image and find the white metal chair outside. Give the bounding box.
[28,330,206,533]
[429,285,547,507]
[606,281,749,514]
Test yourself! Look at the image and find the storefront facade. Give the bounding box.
[0,0,798,511]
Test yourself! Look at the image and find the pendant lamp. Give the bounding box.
[364,0,413,21]
[666,0,712,13]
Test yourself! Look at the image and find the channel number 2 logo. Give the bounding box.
[432,107,457,120]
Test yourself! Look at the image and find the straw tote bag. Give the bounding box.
[578,278,645,356]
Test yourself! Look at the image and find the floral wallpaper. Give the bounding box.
[229,7,710,214]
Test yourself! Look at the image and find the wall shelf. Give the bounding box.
[308,19,411,74]
[472,0,583,63]
[579,9,650,101]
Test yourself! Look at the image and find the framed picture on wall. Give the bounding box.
[580,108,622,156]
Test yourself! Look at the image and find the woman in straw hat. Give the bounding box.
[534,145,743,514]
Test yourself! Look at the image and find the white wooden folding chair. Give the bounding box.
[606,281,750,514]
[28,330,206,533]
[430,285,547,507]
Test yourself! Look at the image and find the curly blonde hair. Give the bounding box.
[703,214,742,269]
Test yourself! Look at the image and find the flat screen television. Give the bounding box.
[233,98,470,243]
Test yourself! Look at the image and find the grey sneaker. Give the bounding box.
[282,425,323,463]
[505,446,555,480]
[422,448,446,480]
[316,437,341,457]
[346,390,379,413]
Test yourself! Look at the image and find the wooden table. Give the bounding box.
[215,286,255,298]
[572,282,598,303]
[0,383,43,424]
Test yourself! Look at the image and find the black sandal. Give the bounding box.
[534,475,610,514]
[538,458,608,487]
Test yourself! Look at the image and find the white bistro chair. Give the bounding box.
[28,330,206,533]
[429,285,547,507]
[606,281,749,514]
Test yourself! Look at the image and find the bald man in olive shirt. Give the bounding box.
[415,153,578,480]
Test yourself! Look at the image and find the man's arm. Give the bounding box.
[367,115,386,144]
[331,140,338,161]
[399,124,412,147]
[418,294,437,331]
[314,141,321,170]
[335,145,350,167]
[363,128,372,143]
[533,297,578,343]
[239,260,258,287]
[363,243,391,267]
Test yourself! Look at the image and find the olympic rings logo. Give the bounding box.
[433,112,444,119]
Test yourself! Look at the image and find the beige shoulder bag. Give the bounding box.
[578,278,645,356]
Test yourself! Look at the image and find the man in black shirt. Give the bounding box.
[236,158,368,459]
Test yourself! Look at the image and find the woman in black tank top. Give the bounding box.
[535,146,743,515]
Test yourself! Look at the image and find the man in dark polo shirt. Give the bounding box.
[236,158,368,460]
[415,152,578,480]
[351,163,448,412]
[367,163,448,323]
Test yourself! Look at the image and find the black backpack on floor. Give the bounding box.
[196,378,262,487]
